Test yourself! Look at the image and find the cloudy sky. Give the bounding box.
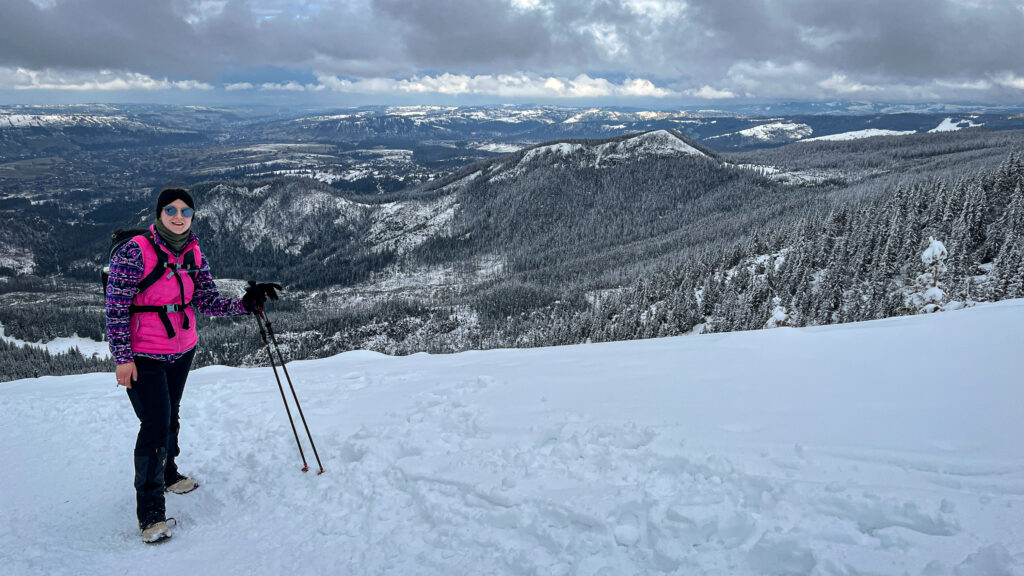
[2,0,1023,106]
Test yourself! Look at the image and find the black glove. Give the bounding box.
[242,281,283,313]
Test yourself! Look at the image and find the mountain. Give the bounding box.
[3,109,1024,380]
[251,105,1024,151]
[3,298,1022,574]
[0,107,208,158]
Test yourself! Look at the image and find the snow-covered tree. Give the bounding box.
[763,296,790,329]
[910,237,948,313]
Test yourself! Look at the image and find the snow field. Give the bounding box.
[0,323,110,359]
[2,300,1023,575]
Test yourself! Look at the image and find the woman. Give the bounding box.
[105,188,280,543]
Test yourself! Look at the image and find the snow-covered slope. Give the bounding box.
[0,114,147,130]
[488,130,709,182]
[708,122,814,145]
[929,117,985,133]
[0,323,110,359]
[803,128,918,142]
[3,300,1023,575]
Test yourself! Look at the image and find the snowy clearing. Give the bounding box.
[2,300,1023,575]
[803,129,917,142]
[0,323,110,359]
[709,122,814,143]
[929,118,985,133]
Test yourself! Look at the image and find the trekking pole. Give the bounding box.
[258,308,326,475]
[253,311,310,473]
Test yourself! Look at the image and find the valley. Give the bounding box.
[1,104,1023,380]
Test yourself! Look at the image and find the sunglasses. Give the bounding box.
[163,206,195,218]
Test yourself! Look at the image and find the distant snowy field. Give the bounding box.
[2,300,1022,575]
[0,323,110,359]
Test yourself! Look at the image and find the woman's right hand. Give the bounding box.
[116,362,138,389]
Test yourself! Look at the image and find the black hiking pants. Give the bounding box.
[126,349,195,527]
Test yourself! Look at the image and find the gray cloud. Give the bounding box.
[0,0,1022,102]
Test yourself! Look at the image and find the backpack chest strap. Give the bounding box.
[132,237,201,338]
[129,303,193,339]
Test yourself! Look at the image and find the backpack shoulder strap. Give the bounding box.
[136,233,168,293]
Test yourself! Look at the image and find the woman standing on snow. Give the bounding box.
[105,188,281,543]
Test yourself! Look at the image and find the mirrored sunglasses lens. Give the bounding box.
[163,206,195,217]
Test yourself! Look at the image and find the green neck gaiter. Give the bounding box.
[154,220,190,253]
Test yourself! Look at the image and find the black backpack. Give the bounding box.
[101,228,150,291]
[102,229,202,338]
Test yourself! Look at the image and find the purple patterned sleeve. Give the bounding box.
[105,240,143,365]
[191,253,248,317]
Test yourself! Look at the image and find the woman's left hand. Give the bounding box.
[243,281,283,313]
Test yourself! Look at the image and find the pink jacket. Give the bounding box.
[129,226,201,354]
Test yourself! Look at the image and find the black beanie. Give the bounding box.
[156,188,195,219]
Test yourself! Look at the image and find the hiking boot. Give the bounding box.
[165,472,199,495]
[141,517,175,544]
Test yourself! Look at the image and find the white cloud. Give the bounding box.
[8,68,213,91]
[509,0,545,10]
[797,26,856,50]
[619,78,674,97]
[934,78,991,90]
[173,79,215,91]
[259,81,307,91]
[624,0,687,24]
[314,72,675,99]
[818,73,882,94]
[225,82,255,91]
[994,72,1024,90]
[726,60,815,91]
[184,0,228,26]
[687,85,736,99]
[579,23,629,60]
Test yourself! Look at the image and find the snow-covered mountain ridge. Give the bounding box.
[0,113,152,130]
[197,131,706,260]
[483,130,711,183]
[3,299,1022,575]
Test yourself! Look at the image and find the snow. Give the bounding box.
[710,122,814,143]
[0,322,110,359]
[929,118,984,133]
[731,163,838,186]
[3,300,1024,575]
[474,143,524,154]
[0,250,35,274]
[763,298,790,329]
[594,130,706,163]
[365,195,459,254]
[923,285,946,304]
[502,131,705,181]
[803,129,917,142]
[922,237,948,265]
[0,114,151,130]
[520,142,584,163]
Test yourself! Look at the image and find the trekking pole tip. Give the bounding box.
[301,464,310,473]
[317,467,325,475]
